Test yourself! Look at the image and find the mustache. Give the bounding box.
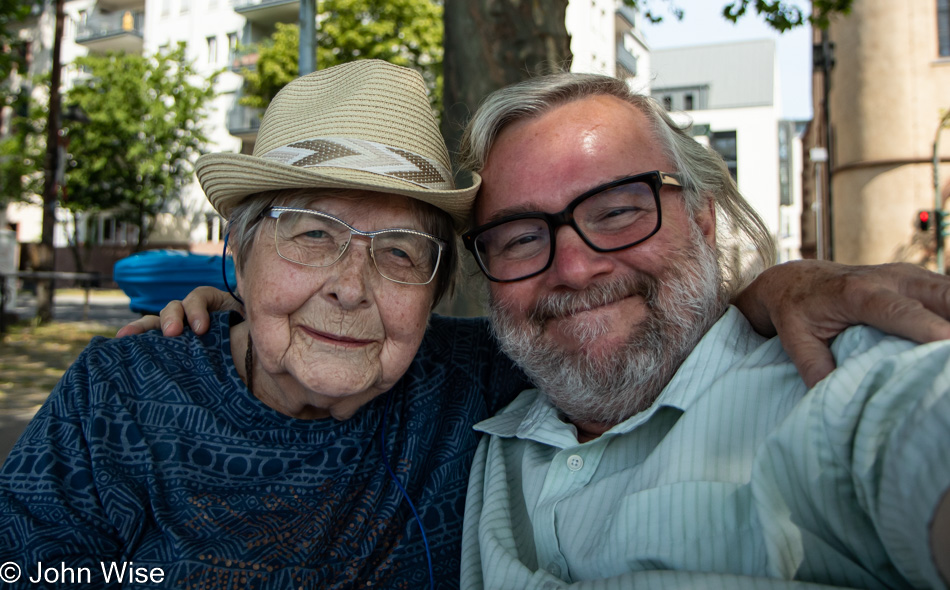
[529,273,659,325]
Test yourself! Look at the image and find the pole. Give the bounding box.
[814,162,824,260]
[37,0,65,324]
[299,0,316,75]
[820,29,835,260]
[935,110,950,274]
[810,147,829,260]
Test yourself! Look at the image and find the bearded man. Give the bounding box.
[458,72,950,589]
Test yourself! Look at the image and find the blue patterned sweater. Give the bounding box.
[0,312,527,589]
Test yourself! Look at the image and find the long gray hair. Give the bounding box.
[458,72,776,298]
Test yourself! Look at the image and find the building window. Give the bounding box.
[180,0,189,14]
[207,36,218,64]
[710,130,738,181]
[161,0,171,16]
[662,95,672,111]
[940,0,950,57]
[100,217,116,243]
[684,94,694,110]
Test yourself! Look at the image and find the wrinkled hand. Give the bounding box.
[735,260,950,388]
[115,286,242,338]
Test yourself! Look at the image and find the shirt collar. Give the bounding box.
[475,306,766,442]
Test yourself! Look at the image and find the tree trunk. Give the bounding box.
[36,0,66,323]
[438,0,571,318]
[442,0,571,160]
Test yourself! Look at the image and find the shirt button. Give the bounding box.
[547,562,561,577]
[566,454,584,471]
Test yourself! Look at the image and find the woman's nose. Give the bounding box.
[324,239,374,309]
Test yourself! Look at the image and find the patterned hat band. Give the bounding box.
[260,137,454,191]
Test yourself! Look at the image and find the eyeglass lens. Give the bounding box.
[472,179,659,281]
[274,210,440,285]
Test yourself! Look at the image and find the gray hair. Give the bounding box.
[225,188,459,308]
[457,72,776,297]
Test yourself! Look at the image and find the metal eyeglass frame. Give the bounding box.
[262,206,447,286]
[461,170,682,283]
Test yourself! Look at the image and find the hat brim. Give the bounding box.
[196,152,480,229]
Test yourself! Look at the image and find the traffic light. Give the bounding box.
[917,210,950,238]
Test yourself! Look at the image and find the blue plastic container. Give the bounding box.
[113,250,237,315]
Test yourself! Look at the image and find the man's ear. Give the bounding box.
[694,195,717,247]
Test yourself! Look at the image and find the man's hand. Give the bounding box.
[115,286,242,338]
[734,261,950,387]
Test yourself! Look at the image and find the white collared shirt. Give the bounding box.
[461,307,950,589]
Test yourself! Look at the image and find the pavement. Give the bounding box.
[0,290,142,465]
[9,290,142,330]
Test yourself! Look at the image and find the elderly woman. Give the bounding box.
[3,59,950,590]
[0,60,524,589]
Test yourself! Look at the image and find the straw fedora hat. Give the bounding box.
[196,59,479,227]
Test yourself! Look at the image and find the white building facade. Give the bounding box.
[651,40,803,262]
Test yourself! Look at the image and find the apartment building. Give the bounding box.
[651,39,804,263]
[5,0,651,264]
[568,1,650,89]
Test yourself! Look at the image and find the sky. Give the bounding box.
[639,0,813,120]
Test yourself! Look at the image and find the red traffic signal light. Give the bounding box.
[919,210,932,231]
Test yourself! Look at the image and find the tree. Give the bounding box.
[240,0,443,111]
[59,45,219,258]
[0,0,42,83]
[0,0,44,189]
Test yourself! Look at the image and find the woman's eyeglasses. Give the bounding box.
[263,206,445,286]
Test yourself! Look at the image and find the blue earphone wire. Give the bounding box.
[380,389,435,589]
[222,234,244,305]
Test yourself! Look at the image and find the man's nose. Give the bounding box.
[546,226,615,290]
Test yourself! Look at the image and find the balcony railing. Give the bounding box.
[616,43,638,78]
[228,47,259,72]
[232,0,299,26]
[227,104,264,139]
[76,10,144,53]
[96,0,146,12]
[616,4,638,28]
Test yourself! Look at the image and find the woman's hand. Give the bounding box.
[115,286,242,338]
[734,260,950,387]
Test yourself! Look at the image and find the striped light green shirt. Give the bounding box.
[461,306,950,589]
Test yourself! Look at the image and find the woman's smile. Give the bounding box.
[299,324,377,348]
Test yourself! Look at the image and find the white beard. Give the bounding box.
[489,225,727,426]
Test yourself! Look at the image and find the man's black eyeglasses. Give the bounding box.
[462,170,682,283]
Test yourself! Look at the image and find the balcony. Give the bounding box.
[616,4,638,28]
[95,0,146,11]
[232,0,299,27]
[229,46,259,72]
[227,103,264,140]
[76,10,144,54]
[616,43,638,78]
